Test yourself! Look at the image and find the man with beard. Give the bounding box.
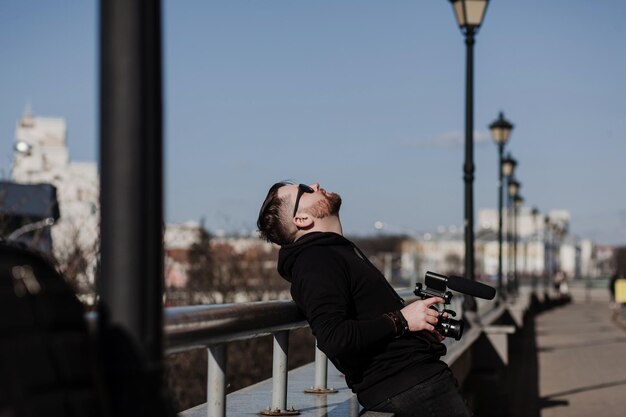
[257,182,471,417]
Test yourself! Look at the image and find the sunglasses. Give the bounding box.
[293,184,314,217]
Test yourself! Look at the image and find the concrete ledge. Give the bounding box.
[483,325,516,365]
[483,325,516,334]
[505,291,533,327]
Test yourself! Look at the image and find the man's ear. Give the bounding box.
[292,214,314,230]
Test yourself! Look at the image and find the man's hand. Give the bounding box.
[400,297,444,333]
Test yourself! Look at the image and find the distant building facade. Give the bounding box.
[11,109,99,289]
[396,208,602,286]
[164,224,286,303]
[164,222,205,289]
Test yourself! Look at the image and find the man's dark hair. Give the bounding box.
[257,181,294,246]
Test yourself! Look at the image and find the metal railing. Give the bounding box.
[163,288,505,417]
[165,289,412,416]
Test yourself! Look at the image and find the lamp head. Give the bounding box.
[489,111,514,145]
[449,0,490,34]
[14,141,32,155]
[502,154,517,177]
[531,207,539,218]
[508,179,520,197]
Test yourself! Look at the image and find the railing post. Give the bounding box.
[349,394,360,417]
[314,347,327,388]
[272,331,289,410]
[260,331,299,415]
[208,345,227,417]
[304,346,337,394]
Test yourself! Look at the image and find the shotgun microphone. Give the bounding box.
[414,272,497,341]
[446,274,496,300]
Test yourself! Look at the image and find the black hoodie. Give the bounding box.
[278,232,447,408]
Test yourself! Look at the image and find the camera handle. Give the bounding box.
[414,283,454,304]
[428,305,457,318]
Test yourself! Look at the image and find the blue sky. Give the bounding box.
[1,1,625,244]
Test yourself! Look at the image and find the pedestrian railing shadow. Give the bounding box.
[462,292,573,417]
[461,300,541,417]
[538,397,569,410]
[539,379,626,410]
[536,324,616,336]
[537,337,626,352]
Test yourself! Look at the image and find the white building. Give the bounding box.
[397,208,600,286]
[165,221,205,250]
[11,109,99,287]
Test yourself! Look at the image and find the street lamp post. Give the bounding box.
[543,216,551,293]
[448,0,490,311]
[502,154,518,293]
[507,177,520,294]
[531,207,540,291]
[513,194,524,293]
[551,222,565,289]
[489,112,514,302]
[502,154,517,180]
[502,155,516,294]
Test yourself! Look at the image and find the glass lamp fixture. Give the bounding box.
[531,207,539,219]
[449,0,490,33]
[508,179,520,197]
[490,112,514,145]
[502,154,517,177]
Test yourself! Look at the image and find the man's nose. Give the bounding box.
[309,183,320,191]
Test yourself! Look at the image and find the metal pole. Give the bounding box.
[314,347,327,388]
[506,193,512,294]
[544,219,550,294]
[349,395,360,417]
[271,331,289,411]
[520,236,528,279]
[497,143,505,301]
[532,214,539,291]
[513,203,518,294]
[208,345,227,417]
[383,253,393,281]
[463,28,477,311]
[99,0,164,372]
[304,346,338,394]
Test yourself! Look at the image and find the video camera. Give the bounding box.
[414,271,496,341]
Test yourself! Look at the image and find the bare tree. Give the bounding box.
[40,216,99,307]
[163,228,307,412]
[444,252,463,277]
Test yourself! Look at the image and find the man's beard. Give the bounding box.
[308,191,342,219]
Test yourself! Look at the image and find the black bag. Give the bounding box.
[0,242,106,417]
[1,243,178,417]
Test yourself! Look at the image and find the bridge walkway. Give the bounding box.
[535,287,626,417]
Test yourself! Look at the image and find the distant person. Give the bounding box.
[257,181,471,417]
[609,272,619,312]
[554,271,569,299]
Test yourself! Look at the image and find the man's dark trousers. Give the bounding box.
[366,369,472,417]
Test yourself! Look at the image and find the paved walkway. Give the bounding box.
[536,286,626,417]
